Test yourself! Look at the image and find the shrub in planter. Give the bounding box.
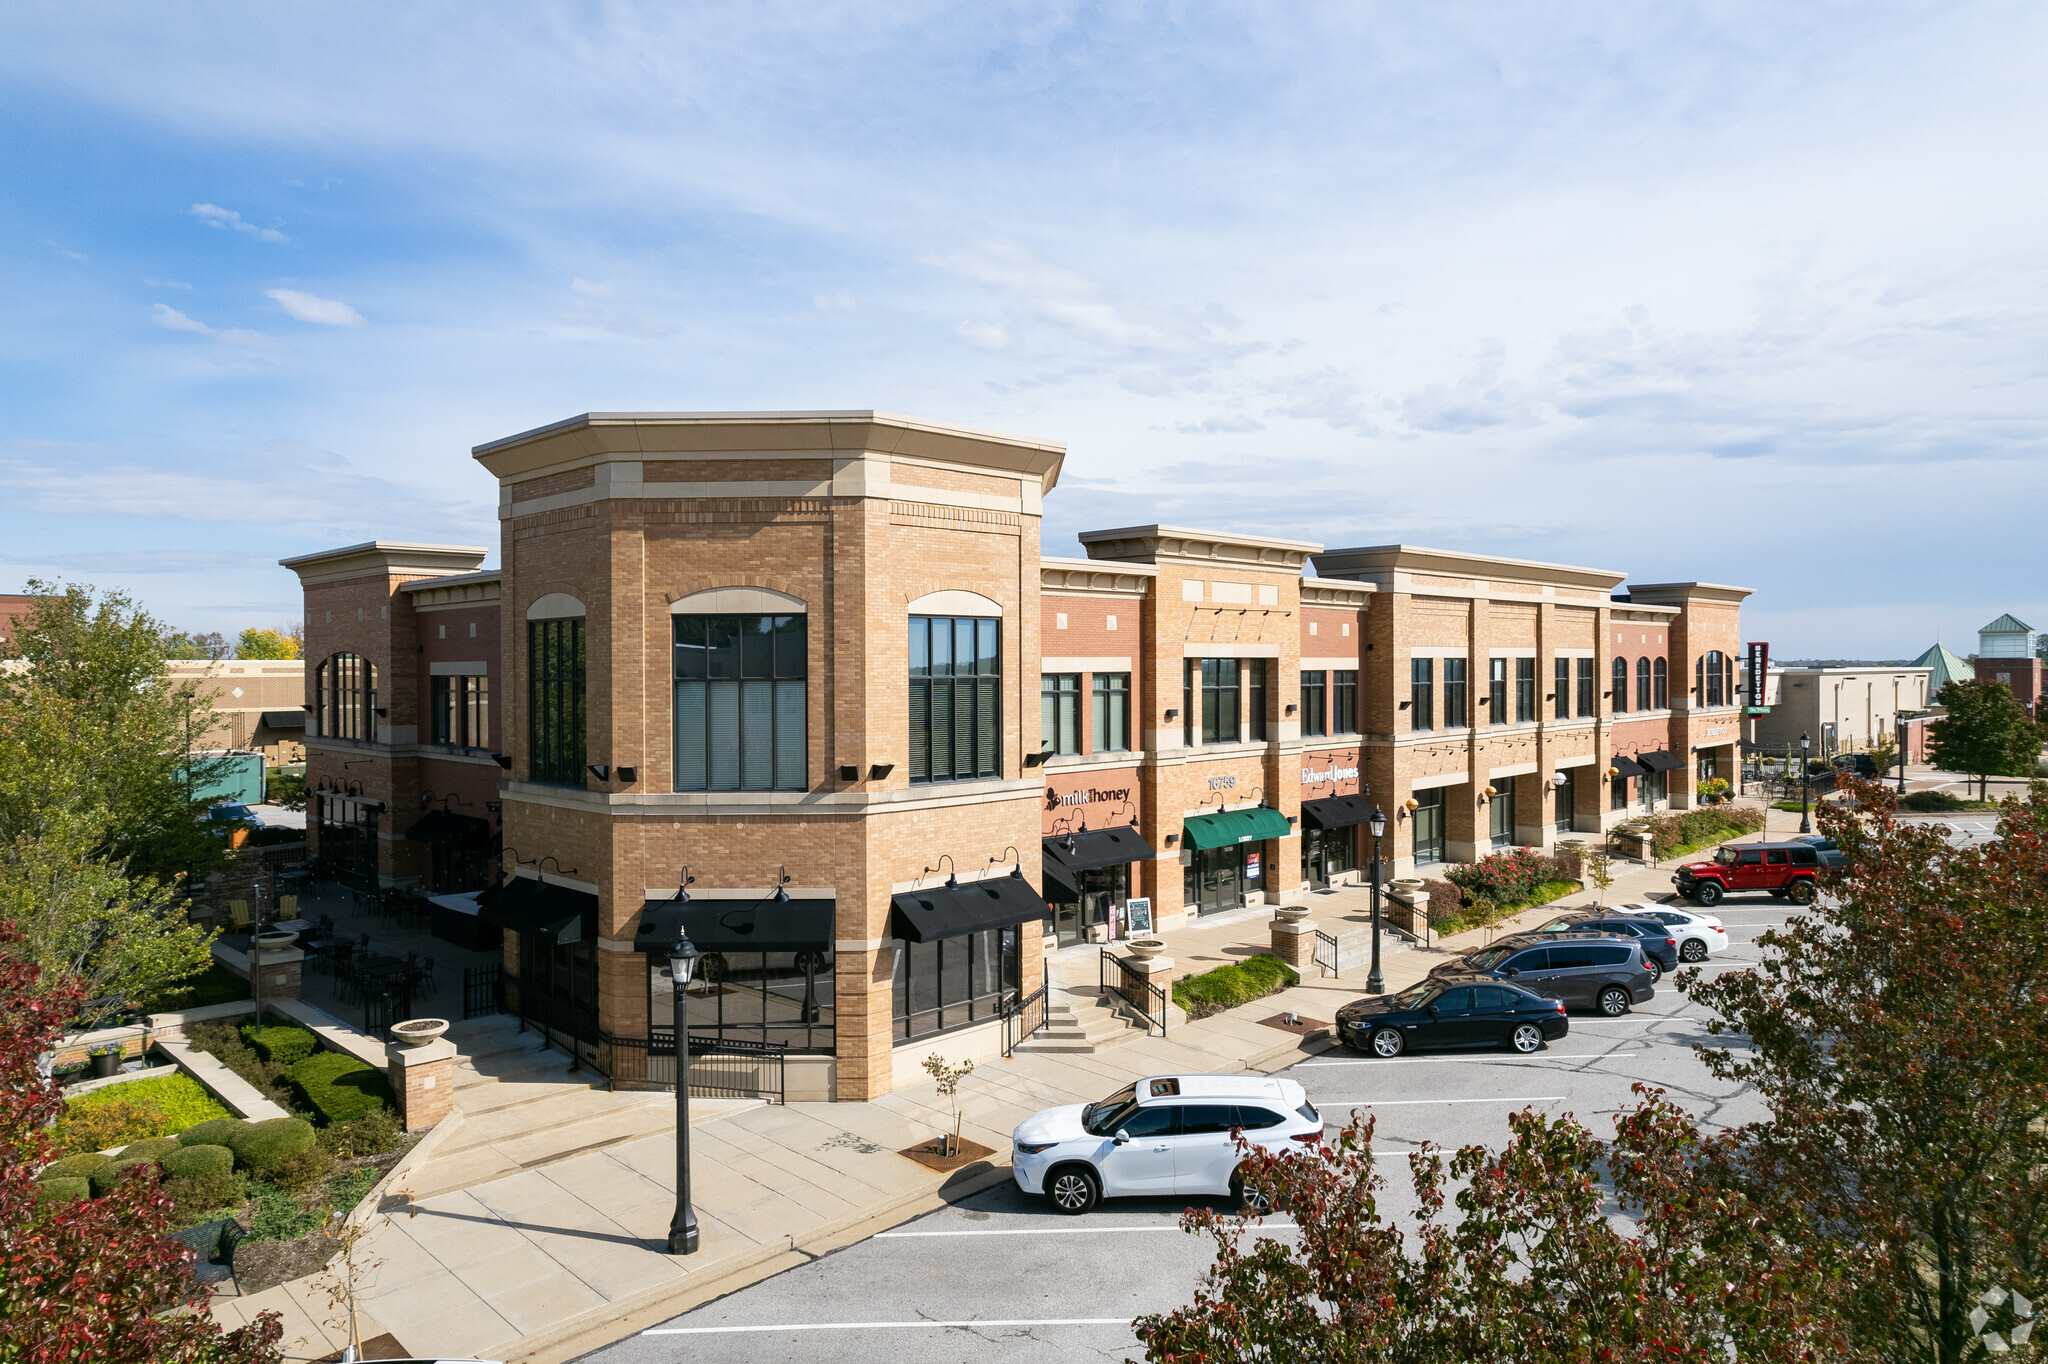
[57,1094,166,1153]
[284,1050,395,1126]
[160,1143,235,1180]
[265,1145,336,1194]
[1419,877,1465,927]
[37,1178,91,1205]
[1445,847,1550,906]
[90,1155,162,1196]
[225,1116,316,1176]
[39,1152,113,1184]
[317,1106,404,1160]
[239,1023,318,1068]
[177,1117,246,1148]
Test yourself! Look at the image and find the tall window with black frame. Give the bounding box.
[1333,670,1357,734]
[1091,673,1130,752]
[674,614,807,791]
[1411,658,1434,732]
[1554,657,1570,719]
[893,928,1020,1041]
[910,617,1000,782]
[1199,659,1241,744]
[528,618,585,787]
[1041,673,1081,755]
[1515,657,1535,722]
[1443,658,1467,728]
[1576,657,1596,718]
[1488,657,1508,725]
[1613,656,1630,713]
[1246,660,1267,742]
[1300,670,1326,737]
[1637,656,1652,711]
[1653,657,1668,710]
[431,674,488,748]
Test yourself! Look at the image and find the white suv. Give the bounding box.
[1011,1074,1323,1215]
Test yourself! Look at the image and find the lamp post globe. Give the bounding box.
[1799,731,1813,834]
[1366,807,1388,995]
[667,935,700,1256]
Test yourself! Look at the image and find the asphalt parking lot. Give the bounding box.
[581,900,1792,1364]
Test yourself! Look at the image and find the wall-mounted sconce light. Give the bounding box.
[869,763,894,780]
[1284,704,1297,715]
[617,766,637,783]
[1165,833,1179,846]
[1285,814,1298,826]
[1605,766,1620,781]
[671,866,694,903]
[769,865,792,903]
[839,764,860,781]
[375,707,388,717]
[588,764,610,781]
[1165,708,1179,720]
[1398,700,1411,710]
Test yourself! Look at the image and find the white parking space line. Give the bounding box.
[876,1224,1297,1238]
[1328,1096,1567,1107]
[1298,1053,1637,1066]
[645,1318,1135,1335]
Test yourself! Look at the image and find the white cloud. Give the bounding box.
[145,277,194,290]
[570,277,613,298]
[150,304,209,334]
[1169,414,1265,434]
[265,288,366,327]
[813,291,856,311]
[955,318,1009,351]
[190,202,288,243]
[148,303,280,351]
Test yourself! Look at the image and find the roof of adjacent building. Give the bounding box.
[1912,643,1972,691]
[1979,613,2035,634]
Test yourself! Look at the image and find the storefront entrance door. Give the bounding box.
[1412,788,1446,866]
[1553,770,1575,834]
[1489,782,1516,848]
[1187,845,1245,915]
[1051,897,1084,948]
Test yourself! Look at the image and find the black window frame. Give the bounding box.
[1613,656,1630,714]
[909,616,1001,784]
[1247,660,1267,742]
[1300,670,1327,738]
[1333,670,1357,735]
[1198,659,1241,745]
[1515,657,1535,723]
[1443,658,1467,728]
[1553,657,1570,719]
[1637,657,1652,712]
[1411,658,1434,732]
[430,673,489,749]
[1091,672,1130,753]
[322,652,377,742]
[892,926,1021,1042]
[1653,657,1668,710]
[1041,672,1081,756]
[1576,657,1596,718]
[674,613,808,792]
[528,618,586,787]
[1488,657,1508,726]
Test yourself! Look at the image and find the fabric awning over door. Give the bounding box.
[475,875,598,944]
[402,809,492,849]
[889,875,1053,943]
[1181,806,1293,851]
[631,897,834,955]
[1608,755,1647,779]
[1041,825,1158,881]
[1636,750,1685,772]
[1300,794,1375,830]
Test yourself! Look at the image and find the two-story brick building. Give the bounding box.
[286,409,1750,1101]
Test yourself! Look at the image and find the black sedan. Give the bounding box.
[1335,976,1570,1059]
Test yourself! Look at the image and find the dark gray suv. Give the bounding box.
[1428,931,1656,1017]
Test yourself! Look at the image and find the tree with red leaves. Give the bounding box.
[1135,1088,1847,1363]
[0,922,280,1362]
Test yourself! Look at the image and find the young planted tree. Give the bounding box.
[1926,678,2046,802]
[1688,778,2048,1364]
[0,923,282,1361]
[1580,846,1615,905]
[921,1052,975,1157]
[1136,1089,1847,1363]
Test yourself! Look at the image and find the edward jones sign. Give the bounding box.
[1301,764,1359,785]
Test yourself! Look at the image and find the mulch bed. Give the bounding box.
[316,1332,408,1361]
[231,1232,341,1296]
[1258,1013,1330,1037]
[898,1136,997,1173]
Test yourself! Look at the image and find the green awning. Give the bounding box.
[1181,806,1293,851]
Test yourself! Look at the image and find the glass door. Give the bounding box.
[1198,845,1244,914]
[1553,770,1575,833]
[1489,782,1516,848]
[1051,897,1084,948]
[1303,828,1329,890]
[1412,789,1446,866]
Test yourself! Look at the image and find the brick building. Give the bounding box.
[287,410,1751,1101]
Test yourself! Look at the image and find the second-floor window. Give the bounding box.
[1300,670,1326,737]
[1041,673,1081,755]
[1443,658,1467,728]
[1247,659,1267,741]
[1516,657,1535,722]
[1197,659,1241,744]
[1613,656,1630,713]
[529,618,586,787]
[319,652,377,741]
[1488,657,1508,725]
[675,614,807,791]
[911,616,1000,783]
[1637,656,1652,711]
[1411,658,1434,732]
[1654,657,1668,710]
[1334,670,1357,734]
[1092,673,1130,752]
[1554,657,1570,719]
[1698,650,1732,707]
[1576,657,1596,718]
[431,675,488,747]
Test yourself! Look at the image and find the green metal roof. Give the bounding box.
[1912,643,1971,693]
[1979,613,2035,634]
[1182,806,1293,851]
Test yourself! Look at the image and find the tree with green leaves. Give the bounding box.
[163,629,229,661]
[1688,777,2048,1364]
[234,627,298,660]
[1927,678,2045,801]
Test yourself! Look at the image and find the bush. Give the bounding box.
[164,1168,246,1221]
[1445,848,1551,906]
[177,1117,247,1148]
[244,1185,329,1244]
[226,1116,317,1176]
[240,1023,318,1068]
[56,1095,165,1153]
[1171,955,1299,1020]
[284,1051,394,1126]
[1901,790,2000,812]
[90,1155,161,1196]
[161,1143,235,1180]
[1642,805,1767,857]
[117,1135,182,1163]
[265,1146,336,1194]
[36,1178,91,1205]
[317,1107,404,1161]
[39,1153,113,1184]
[1419,877,1465,927]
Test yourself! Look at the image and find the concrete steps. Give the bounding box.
[1012,993,1140,1054]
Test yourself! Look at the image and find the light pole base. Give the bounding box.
[1366,968,1385,994]
[668,1213,699,1256]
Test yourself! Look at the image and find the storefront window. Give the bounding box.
[910,617,1000,783]
[1554,770,1576,833]
[1185,843,1248,914]
[521,931,598,1041]
[1488,658,1508,725]
[1300,671,1326,737]
[1411,658,1434,732]
[1046,864,1130,948]
[892,929,1018,1041]
[1642,768,1667,810]
[655,948,835,1053]
[1091,673,1130,752]
[1041,673,1081,755]
[1516,657,1535,722]
[1412,787,1446,865]
[675,614,807,791]
[1554,657,1570,720]
[1334,670,1357,734]
[1489,782,1516,847]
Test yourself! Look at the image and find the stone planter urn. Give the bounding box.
[390,1018,450,1047]
[1390,878,1425,895]
[1125,938,1168,960]
[254,931,297,952]
[1273,904,1312,923]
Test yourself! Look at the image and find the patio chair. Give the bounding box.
[419,956,438,994]
[227,901,251,931]
[278,894,298,918]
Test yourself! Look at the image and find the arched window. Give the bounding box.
[1612,657,1629,713]
[1636,657,1652,711]
[322,652,377,741]
[1653,657,1668,710]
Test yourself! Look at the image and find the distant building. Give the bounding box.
[0,593,36,649]
[1979,613,2038,658]
[1974,614,2044,716]
[1911,642,1970,695]
[166,659,307,766]
[1756,664,1933,758]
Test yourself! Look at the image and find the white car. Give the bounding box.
[1615,902,1728,963]
[1011,1074,1323,1215]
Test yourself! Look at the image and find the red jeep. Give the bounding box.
[1672,842,1823,907]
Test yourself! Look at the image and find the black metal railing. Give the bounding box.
[1313,929,1339,978]
[462,965,502,1020]
[1001,967,1050,1057]
[363,984,414,1041]
[1101,949,1168,1036]
[499,973,599,1060]
[598,1030,787,1102]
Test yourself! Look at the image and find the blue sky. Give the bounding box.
[2,3,2042,656]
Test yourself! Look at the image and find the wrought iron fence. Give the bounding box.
[499,973,599,1060]
[1100,949,1168,1036]
[462,965,502,1020]
[1001,973,1049,1057]
[363,984,414,1041]
[598,1030,787,1102]
[1312,929,1340,978]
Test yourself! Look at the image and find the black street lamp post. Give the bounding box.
[1897,718,1909,797]
[1366,806,1388,995]
[667,935,701,1256]
[1798,732,1813,835]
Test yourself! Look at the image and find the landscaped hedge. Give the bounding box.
[240,1023,318,1068]
[283,1051,394,1126]
[58,1073,234,1152]
[1639,805,1766,857]
[1170,955,1299,1021]
[1445,848,1562,907]
[224,1117,316,1177]
[161,1143,235,1180]
[37,1179,90,1204]
[39,1153,113,1184]
[177,1117,243,1148]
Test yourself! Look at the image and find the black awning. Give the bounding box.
[890,874,1053,944]
[632,897,834,955]
[1301,794,1376,830]
[1637,750,1686,772]
[1041,859,1079,902]
[475,876,598,944]
[403,809,492,849]
[1609,755,1647,779]
[1042,825,1158,879]
[259,710,305,729]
